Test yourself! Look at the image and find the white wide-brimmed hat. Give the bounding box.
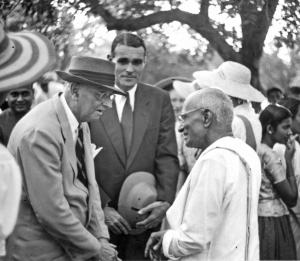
[193,61,265,102]
[0,23,57,92]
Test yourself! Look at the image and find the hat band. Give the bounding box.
[70,70,115,86]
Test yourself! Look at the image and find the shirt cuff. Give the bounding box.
[162,230,180,260]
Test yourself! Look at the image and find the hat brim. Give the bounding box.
[173,80,196,99]
[0,31,57,92]
[56,71,125,96]
[193,70,265,102]
[155,76,192,89]
[118,171,157,235]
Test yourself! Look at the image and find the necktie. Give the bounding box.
[121,93,133,156]
[76,126,88,187]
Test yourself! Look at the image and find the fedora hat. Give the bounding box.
[193,61,265,102]
[173,79,208,99]
[118,171,157,235]
[56,56,125,96]
[155,76,192,90]
[0,23,57,92]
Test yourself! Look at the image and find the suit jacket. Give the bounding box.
[90,83,179,208]
[6,95,109,261]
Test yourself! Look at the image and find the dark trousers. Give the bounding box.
[110,227,159,261]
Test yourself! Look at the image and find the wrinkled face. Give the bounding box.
[112,44,146,92]
[292,104,300,134]
[76,84,113,122]
[178,106,207,148]
[272,117,293,144]
[6,86,34,114]
[170,89,185,118]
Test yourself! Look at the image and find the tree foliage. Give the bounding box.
[1,0,300,90]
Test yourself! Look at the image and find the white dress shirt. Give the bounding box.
[162,137,261,261]
[114,85,137,122]
[232,102,262,149]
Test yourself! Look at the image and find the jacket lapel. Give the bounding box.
[126,85,150,168]
[53,95,77,176]
[100,102,126,166]
[53,95,88,194]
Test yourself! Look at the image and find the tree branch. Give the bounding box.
[93,2,239,61]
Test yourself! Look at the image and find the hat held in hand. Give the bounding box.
[118,171,157,235]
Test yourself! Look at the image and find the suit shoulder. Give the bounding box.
[139,82,169,97]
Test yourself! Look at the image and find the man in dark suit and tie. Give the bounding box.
[90,32,179,260]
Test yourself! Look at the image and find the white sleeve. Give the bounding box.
[232,116,246,142]
[0,146,21,238]
[162,158,226,259]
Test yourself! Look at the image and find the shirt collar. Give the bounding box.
[114,84,137,109]
[60,93,79,141]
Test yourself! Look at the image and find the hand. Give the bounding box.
[136,201,170,230]
[98,238,121,261]
[104,206,131,235]
[144,230,166,260]
[285,134,297,161]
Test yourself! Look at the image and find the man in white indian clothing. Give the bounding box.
[145,88,261,261]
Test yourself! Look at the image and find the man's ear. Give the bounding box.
[70,83,80,98]
[203,110,213,128]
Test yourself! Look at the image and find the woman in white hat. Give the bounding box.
[193,61,265,151]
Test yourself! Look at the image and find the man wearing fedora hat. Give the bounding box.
[90,32,179,260]
[193,61,265,151]
[0,22,56,260]
[6,55,125,261]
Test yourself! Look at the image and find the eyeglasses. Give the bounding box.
[116,57,144,66]
[178,107,208,122]
[95,91,114,101]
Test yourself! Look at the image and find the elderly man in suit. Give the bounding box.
[89,33,179,260]
[6,56,125,261]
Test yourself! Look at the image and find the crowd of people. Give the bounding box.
[1,20,300,261]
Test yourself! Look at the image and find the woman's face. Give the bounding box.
[169,89,185,118]
[292,104,300,134]
[272,117,293,144]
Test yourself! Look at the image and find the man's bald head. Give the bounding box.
[183,88,234,131]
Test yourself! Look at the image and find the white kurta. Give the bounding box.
[162,137,261,261]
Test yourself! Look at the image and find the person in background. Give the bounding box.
[145,88,261,261]
[258,104,298,260]
[193,61,265,151]
[0,85,34,146]
[90,32,179,260]
[155,77,197,191]
[266,86,285,105]
[0,21,56,259]
[274,97,300,259]
[32,71,65,107]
